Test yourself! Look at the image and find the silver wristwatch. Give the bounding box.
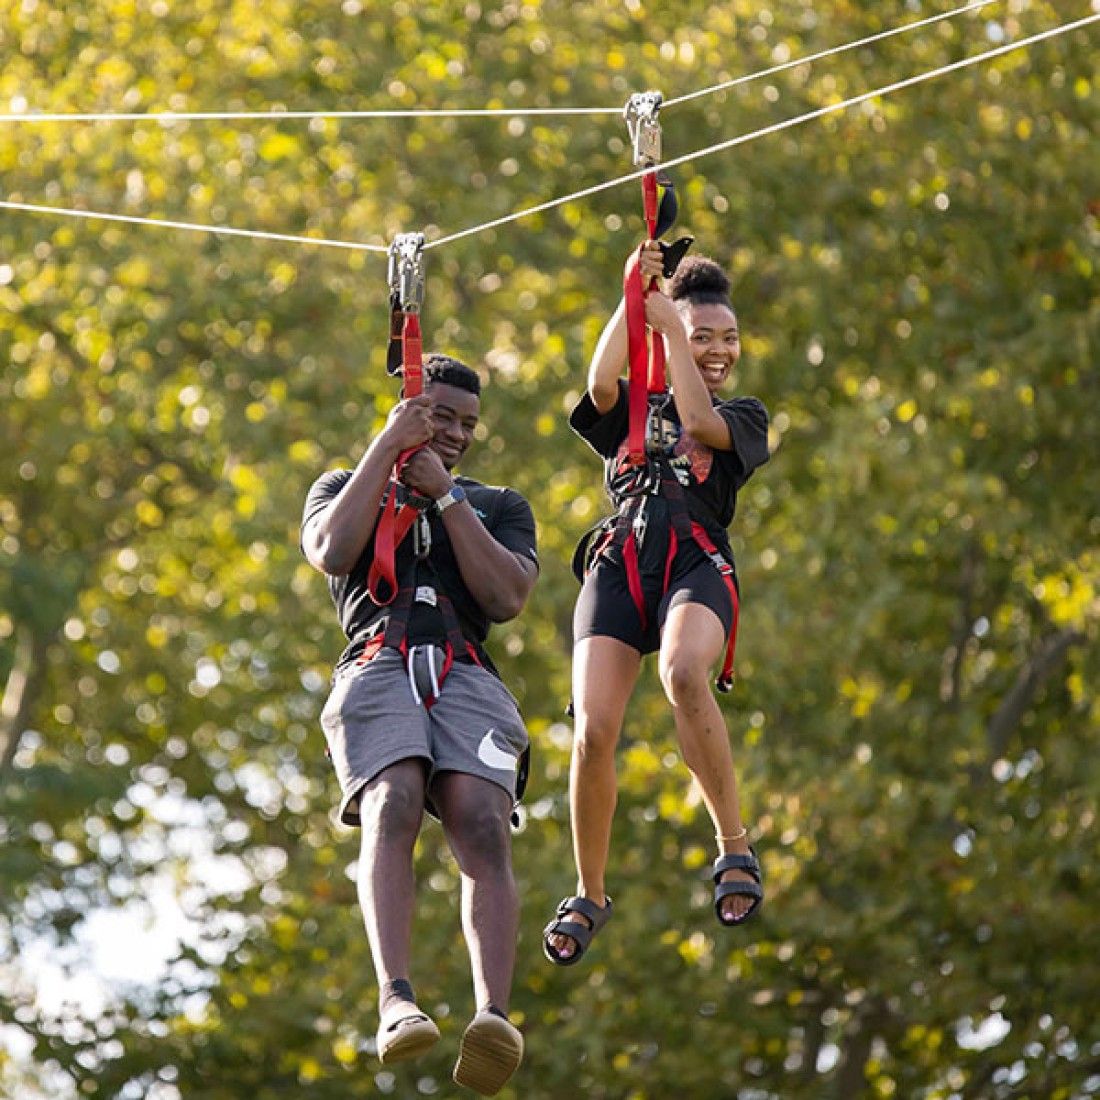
[435,484,467,513]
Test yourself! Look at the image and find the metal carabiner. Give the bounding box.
[645,392,671,456]
[387,232,426,314]
[623,90,664,167]
[412,508,432,560]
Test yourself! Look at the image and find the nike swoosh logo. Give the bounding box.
[477,729,516,772]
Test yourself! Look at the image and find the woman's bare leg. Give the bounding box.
[546,635,640,960]
[659,603,756,922]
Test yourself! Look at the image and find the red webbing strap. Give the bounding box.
[401,313,423,399]
[390,312,425,566]
[367,495,420,603]
[641,172,666,396]
[624,252,649,465]
[642,170,659,236]
[368,312,426,605]
[663,527,678,596]
[658,462,741,692]
[690,521,740,692]
[590,500,648,629]
[367,486,400,604]
[624,171,666,464]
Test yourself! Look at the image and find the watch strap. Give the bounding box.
[435,484,466,513]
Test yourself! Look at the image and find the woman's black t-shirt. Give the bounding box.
[570,380,770,559]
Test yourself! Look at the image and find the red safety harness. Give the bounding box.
[360,233,485,706]
[582,463,741,692]
[599,96,741,691]
[355,579,484,709]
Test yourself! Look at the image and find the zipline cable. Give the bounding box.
[0,105,624,123]
[663,0,998,107]
[0,13,1093,254]
[426,12,1099,250]
[0,0,998,124]
[0,199,389,252]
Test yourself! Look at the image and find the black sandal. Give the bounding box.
[713,849,763,926]
[542,895,613,966]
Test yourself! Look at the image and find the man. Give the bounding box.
[301,354,538,1097]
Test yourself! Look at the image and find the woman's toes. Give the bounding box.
[721,894,749,922]
[550,934,576,958]
[719,870,754,922]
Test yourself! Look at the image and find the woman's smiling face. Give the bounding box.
[680,301,741,394]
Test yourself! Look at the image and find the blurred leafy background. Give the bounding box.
[1,1,1097,1097]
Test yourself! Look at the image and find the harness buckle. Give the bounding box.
[387,232,426,314]
[413,510,432,559]
[623,91,663,167]
[645,392,671,456]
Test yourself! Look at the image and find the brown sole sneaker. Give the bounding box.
[452,1011,524,1096]
[377,1003,440,1064]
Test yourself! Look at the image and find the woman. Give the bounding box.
[543,243,770,965]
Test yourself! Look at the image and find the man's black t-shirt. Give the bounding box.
[302,471,538,672]
[570,380,769,558]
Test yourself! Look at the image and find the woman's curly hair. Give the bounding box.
[668,256,733,309]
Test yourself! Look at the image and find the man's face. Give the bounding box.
[426,382,480,470]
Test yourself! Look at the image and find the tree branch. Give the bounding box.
[800,1004,828,1086]
[831,1001,881,1100]
[986,627,1086,761]
[940,538,982,707]
[0,624,50,773]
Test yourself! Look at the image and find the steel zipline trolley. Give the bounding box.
[386,231,427,395]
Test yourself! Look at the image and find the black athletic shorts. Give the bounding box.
[573,539,737,656]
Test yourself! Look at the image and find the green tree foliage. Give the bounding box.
[1,2,1097,1097]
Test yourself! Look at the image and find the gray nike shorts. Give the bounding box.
[320,647,530,826]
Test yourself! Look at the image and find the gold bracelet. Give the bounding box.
[716,826,748,844]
